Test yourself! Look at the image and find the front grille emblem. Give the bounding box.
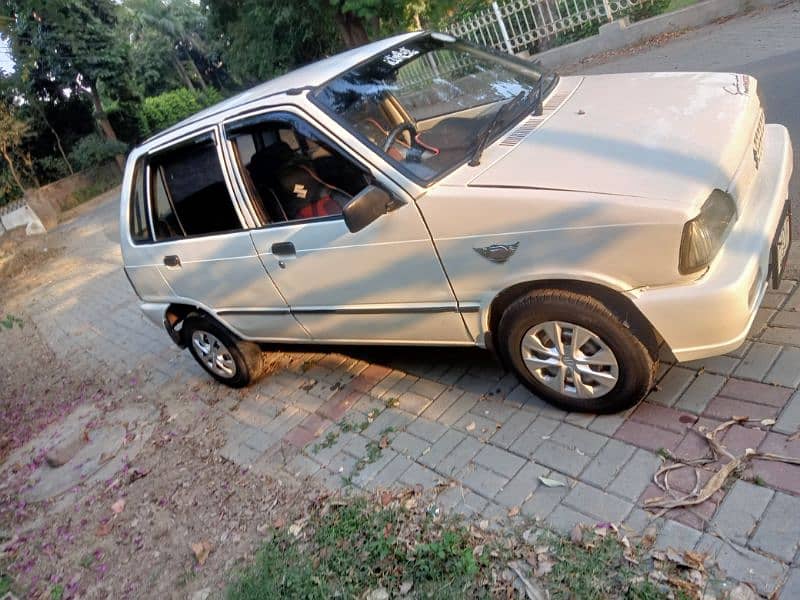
[474,242,520,264]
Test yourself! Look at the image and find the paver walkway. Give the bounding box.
[10,189,800,597]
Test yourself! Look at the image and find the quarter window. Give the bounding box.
[149,135,242,241]
[129,158,151,243]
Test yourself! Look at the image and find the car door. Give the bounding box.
[131,128,309,341]
[223,109,472,344]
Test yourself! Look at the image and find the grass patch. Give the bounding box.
[540,530,672,600]
[0,314,23,330]
[227,498,487,599]
[0,573,12,596]
[227,495,707,600]
[666,0,697,12]
[312,430,340,453]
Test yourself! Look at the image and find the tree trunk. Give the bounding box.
[333,11,370,48]
[187,57,208,90]
[88,83,125,170]
[0,144,27,194]
[173,54,196,91]
[89,85,117,141]
[35,103,73,175]
[182,44,208,91]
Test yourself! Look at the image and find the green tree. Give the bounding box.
[0,100,36,197]
[121,0,224,96]
[207,0,446,86]
[2,0,139,153]
[208,0,341,85]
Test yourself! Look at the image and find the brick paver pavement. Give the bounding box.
[10,189,800,596]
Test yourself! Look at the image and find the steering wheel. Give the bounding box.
[382,121,420,152]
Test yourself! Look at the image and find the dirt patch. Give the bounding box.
[1,400,326,599]
[0,290,325,599]
[0,311,88,464]
[0,228,66,297]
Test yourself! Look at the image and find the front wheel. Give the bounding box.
[183,315,266,388]
[497,290,656,413]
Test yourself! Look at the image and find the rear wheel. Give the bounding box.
[182,315,266,388]
[498,290,656,413]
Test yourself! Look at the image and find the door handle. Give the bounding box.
[163,255,181,268]
[271,242,296,257]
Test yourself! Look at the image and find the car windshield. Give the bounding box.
[313,34,558,185]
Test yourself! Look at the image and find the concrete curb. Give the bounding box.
[531,0,787,68]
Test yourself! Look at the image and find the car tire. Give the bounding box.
[497,290,656,413]
[182,315,266,388]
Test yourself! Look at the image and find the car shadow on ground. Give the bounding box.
[260,340,506,379]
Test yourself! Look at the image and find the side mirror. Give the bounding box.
[342,185,397,233]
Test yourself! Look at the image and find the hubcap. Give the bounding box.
[191,330,237,379]
[521,321,619,399]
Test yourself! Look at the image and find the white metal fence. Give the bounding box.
[446,0,658,54]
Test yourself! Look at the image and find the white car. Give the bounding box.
[119,31,793,413]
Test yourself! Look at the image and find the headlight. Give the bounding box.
[679,189,737,274]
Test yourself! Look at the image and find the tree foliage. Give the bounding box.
[207,0,341,85]
[0,100,36,196]
[141,87,222,135]
[0,0,465,204]
[121,0,229,96]
[2,0,140,144]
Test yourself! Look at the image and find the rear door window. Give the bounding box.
[149,133,242,241]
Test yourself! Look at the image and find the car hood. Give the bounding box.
[468,72,760,207]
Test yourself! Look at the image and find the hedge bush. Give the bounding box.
[35,156,72,183]
[68,134,128,171]
[141,87,224,136]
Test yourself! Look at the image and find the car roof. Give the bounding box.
[145,31,423,144]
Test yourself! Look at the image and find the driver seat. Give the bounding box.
[276,163,351,220]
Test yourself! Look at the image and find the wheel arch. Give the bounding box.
[486,279,661,359]
[165,303,227,347]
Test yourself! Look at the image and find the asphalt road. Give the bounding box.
[572,2,800,235]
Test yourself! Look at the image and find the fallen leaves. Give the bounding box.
[110,499,125,514]
[288,518,307,538]
[651,547,710,597]
[645,416,800,515]
[507,561,547,600]
[191,540,213,566]
[569,523,583,545]
[537,476,566,488]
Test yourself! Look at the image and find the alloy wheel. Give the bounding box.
[191,330,237,379]
[520,320,619,399]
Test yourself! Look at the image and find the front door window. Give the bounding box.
[227,113,372,227]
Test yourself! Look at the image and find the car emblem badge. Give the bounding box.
[474,242,520,264]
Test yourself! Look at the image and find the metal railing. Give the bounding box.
[446,0,657,54]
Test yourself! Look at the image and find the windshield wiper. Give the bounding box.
[468,91,527,167]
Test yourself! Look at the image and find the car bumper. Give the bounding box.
[631,124,793,362]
